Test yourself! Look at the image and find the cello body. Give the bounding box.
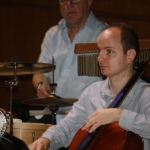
[69,122,143,150]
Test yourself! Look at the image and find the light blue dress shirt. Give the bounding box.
[42,78,150,150]
[38,11,107,122]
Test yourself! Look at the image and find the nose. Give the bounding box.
[97,51,105,63]
[67,0,73,6]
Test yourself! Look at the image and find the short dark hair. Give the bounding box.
[105,23,140,60]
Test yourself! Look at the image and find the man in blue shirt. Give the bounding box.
[30,0,107,123]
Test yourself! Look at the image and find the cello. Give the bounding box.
[69,59,150,150]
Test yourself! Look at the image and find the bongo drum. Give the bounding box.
[13,122,52,145]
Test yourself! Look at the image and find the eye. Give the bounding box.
[61,0,67,3]
[107,49,113,55]
[97,48,100,53]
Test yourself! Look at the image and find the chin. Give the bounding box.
[101,71,109,77]
[101,70,106,75]
[68,19,78,24]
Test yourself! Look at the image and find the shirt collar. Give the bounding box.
[100,77,139,101]
[100,78,113,102]
[84,11,98,30]
[101,78,111,97]
[58,11,97,31]
[58,18,66,30]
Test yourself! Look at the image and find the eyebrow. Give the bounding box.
[100,46,114,50]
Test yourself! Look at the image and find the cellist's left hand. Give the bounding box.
[81,108,123,133]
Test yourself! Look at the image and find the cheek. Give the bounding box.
[109,57,124,69]
[60,8,63,16]
[114,57,127,69]
[59,7,66,17]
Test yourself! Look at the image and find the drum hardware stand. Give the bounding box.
[50,56,57,94]
[5,61,19,135]
[49,83,58,125]
[49,56,58,124]
[49,106,58,125]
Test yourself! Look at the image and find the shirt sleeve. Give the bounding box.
[41,95,87,150]
[119,86,150,139]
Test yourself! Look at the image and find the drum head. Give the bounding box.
[0,108,7,138]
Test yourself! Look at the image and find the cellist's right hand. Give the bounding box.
[81,108,123,133]
[36,84,50,98]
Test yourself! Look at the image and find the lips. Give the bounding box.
[67,11,75,15]
[99,64,108,70]
[99,63,107,67]
[100,66,107,69]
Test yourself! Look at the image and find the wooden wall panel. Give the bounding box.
[92,0,150,39]
[0,0,150,113]
[0,0,61,111]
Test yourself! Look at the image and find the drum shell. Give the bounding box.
[13,123,52,145]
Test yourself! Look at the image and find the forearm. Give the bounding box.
[32,74,50,98]
[32,73,43,89]
[42,101,87,149]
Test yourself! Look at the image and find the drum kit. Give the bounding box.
[0,58,77,149]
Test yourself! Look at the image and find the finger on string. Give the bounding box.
[88,123,99,133]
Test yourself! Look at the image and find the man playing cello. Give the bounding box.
[29,23,150,150]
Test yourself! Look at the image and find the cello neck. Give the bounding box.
[108,59,150,108]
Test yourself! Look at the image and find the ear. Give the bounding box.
[126,49,136,63]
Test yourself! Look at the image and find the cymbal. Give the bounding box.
[22,95,77,108]
[0,62,55,76]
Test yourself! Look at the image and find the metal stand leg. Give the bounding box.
[5,62,19,135]
[8,112,13,135]
[50,108,58,125]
